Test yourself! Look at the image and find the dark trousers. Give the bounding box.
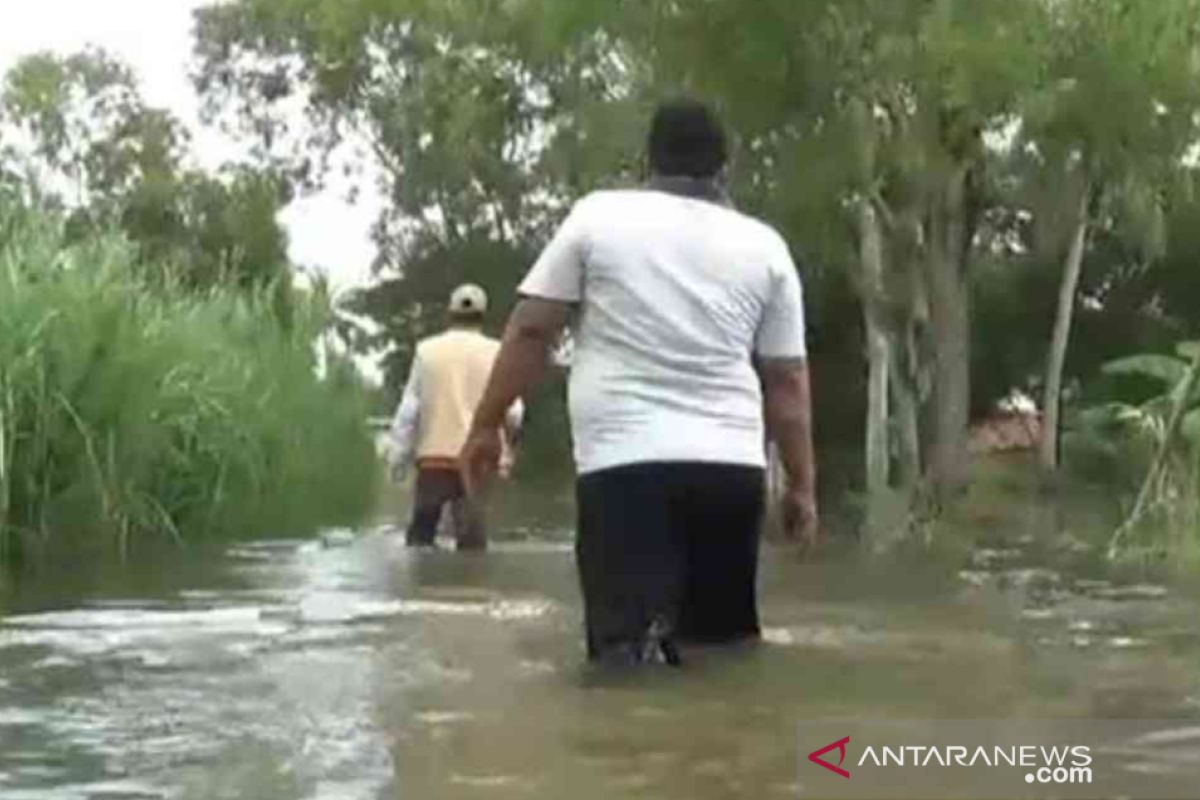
[575,462,765,664]
[406,467,486,550]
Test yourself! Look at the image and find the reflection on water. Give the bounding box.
[1,509,1199,799]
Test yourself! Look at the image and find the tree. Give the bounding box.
[193,0,648,397]
[193,0,1056,510]
[195,0,1200,527]
[1021,0,1200,473]
[1,49,183,211]
[610,0,1047,504]
[121,166,292,292]
[1,48,293,293]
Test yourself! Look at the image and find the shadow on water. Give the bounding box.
[1,478,1199,799]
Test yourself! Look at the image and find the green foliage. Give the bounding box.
[0,203,376,562]
[1088,345,1200,445]
[192,0,656,390]
[1102,353,1191,390]
[343,236,533,399]
[1083,348,1196,447]
[1076,343,1200,557]
[969,255,1055,417]
[1013,0,1200,288]
[0,48,162,200]
[121,166,293,292]
[1,49,292,294]
[190,0,1200,519]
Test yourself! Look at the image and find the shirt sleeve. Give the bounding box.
[754,236,808,360]
[388,351,423,465]
[517,198,591,302]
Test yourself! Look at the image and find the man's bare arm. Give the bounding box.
[462,298,571,489]
[474,298,570,428]
[757,358,818,543]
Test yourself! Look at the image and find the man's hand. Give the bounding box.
[498,448,516,480]
[460,425,504,496]
[389,458,409,484]
[781,485,819,558]
[460,297,569,494]
[758,358,818,559]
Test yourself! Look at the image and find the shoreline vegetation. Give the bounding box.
[0,203,376,564]
[6,0,1200,570]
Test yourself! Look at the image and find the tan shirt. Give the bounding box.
[389,329,522,466]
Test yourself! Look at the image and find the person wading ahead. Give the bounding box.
[389,284,523,550]
[461,100,818,664]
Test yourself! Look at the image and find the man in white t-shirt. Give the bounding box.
[461,100,818,665]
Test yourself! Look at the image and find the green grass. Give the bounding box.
[0,203,377,562]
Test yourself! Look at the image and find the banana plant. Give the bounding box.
[1082,341,1200,556]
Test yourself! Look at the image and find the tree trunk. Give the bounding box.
[860,201,891,497]
[1039,188,1090,472]
[923,168,973,501]
[890,323,922,492]
[897,238,929,494]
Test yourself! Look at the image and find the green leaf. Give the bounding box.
[1182,408,1200,445]
[1102,354,1190,387]
[1176,341,1200,361]
[1078,402,1148,430]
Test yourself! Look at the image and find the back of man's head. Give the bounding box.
[648,99,728,180]
[448,283,487,328]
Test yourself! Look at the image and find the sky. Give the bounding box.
[0,0,383,298]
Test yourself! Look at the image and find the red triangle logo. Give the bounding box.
[808,736,851,779]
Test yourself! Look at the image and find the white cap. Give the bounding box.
[449,283,488,315]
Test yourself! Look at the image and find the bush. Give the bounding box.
[0,204,376,562]
[1073,344,1200,562]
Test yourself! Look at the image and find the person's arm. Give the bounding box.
[388,352,423,480]
[758,358,818,549]
[754,233,818,550]
[462,196,589,492]
[461,299,570,491]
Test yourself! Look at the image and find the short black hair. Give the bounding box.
[648,99,728,179]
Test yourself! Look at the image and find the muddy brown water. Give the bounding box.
[1,487,1199,799]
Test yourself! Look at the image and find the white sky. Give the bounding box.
[0,0,383,298]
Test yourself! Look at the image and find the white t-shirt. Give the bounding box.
[518,188,808,475]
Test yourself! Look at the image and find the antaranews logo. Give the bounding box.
[808,736,852,779]
[802,720,1200,799]
[804,731,1092,790]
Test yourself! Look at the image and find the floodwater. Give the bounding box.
[1,485,1199,799]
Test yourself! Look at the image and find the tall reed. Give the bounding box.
[0,204,376,562]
